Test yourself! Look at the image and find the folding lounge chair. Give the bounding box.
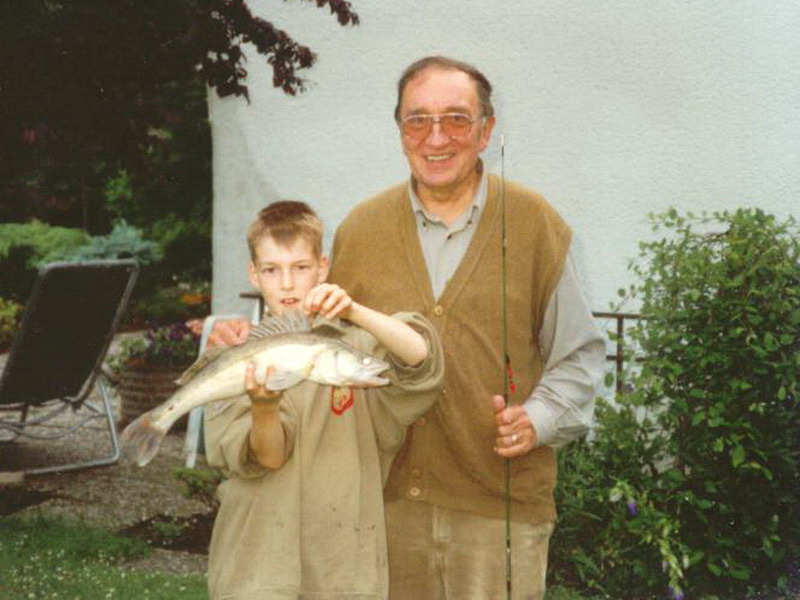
[0,259,139,475]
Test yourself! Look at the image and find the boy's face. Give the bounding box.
[248,236,329,316]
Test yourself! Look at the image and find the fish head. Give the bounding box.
[309,343,391,388]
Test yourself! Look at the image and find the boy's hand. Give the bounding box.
[303,283,354,320]
[246,363,281,405]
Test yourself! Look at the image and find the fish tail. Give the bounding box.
[120,411,168,467]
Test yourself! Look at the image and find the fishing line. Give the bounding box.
[500,133,512,600]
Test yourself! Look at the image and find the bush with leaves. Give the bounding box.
[0,297,23,351]
[552,207,799,599]
[63,220,162,265]
[0,222,89,299]
[551,399,690,599]
[173,467,223,512]
[0,221,89,265]
[127,281,212,328]
[147,215,211,284]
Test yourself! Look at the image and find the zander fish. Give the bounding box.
[121,312,390,466]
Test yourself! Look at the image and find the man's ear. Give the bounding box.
[318,255,330,283]
[479,115,497,152]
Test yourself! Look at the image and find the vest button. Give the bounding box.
[409,487,421,498]
[416,416,427,426]
[411,468,421,477]
[432,305,444,317]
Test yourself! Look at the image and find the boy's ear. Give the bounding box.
[318,255,330,283]
[248,260,259,288]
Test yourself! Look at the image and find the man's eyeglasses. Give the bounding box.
[399,113,478,142]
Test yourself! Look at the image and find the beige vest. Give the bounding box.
[331,175,571,523]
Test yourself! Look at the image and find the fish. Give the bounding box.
[120,312,391,467]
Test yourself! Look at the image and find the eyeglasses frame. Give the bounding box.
[398,112,484,142]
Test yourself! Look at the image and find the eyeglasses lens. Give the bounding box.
[402,114,473,141]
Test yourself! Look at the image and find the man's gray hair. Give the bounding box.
[394,56,494,121]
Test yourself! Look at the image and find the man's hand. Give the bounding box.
[492,395,537,458]
[303,283,354,320]
[207,318,250,348]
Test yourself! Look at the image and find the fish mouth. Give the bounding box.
[347,374,391,388]
[346,362,391,388]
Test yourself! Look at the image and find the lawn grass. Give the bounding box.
[0,513,598,600]
[0,514,207,599]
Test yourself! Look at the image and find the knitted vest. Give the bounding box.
[330,175,571,523]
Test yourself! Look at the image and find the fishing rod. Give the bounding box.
[500,133,512,600]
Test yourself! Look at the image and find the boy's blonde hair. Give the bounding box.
[247,201,323,260]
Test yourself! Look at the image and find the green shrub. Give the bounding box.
[127,281,211,328]
[0,222,90,299]
[0,244,38,301]
[0,296,23,351]
[552,208,799,599]
[64,219,162,265]
[551,399,687,599]
[173,467,223,511]
[147,215,212,284]
[0,221,89,264]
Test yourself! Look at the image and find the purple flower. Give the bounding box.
[626,499,638,517]
[668,586,685,600]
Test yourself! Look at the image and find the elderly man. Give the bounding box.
[211,56,604,600]
[329,56,604,600]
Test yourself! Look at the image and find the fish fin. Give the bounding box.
[120,412,168,467]
[265,368,307,391]
[249,311,311,340]
[175,346,227,385]
[308,317,346,338]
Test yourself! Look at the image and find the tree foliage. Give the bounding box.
[0,0,359,228]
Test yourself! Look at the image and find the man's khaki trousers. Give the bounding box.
[386,498,554,600]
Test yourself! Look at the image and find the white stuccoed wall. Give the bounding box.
[210,1,799,319]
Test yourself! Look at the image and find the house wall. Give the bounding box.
[210,1,799,319]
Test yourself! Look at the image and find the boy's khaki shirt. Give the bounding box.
[204,312,443,600]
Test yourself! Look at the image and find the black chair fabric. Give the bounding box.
[0,260,138,406]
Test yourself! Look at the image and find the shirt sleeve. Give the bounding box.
[523,253,606,447]
[203,395,299,478]
[363,312,445,454]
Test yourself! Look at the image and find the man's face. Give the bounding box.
[398,67,496,200]
[248,236,328,316]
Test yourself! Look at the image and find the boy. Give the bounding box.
[204,201,444,600]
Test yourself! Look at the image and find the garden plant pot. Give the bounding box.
[117,363,189,430]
